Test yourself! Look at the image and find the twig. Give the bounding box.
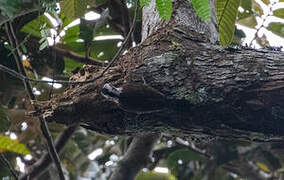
[53,47,104,66]
[175,137,210,158]
[5,23,35,100]
[0,3,138,85]
[249,1,277,47]
[0,153,19,179]
[5,21,65,180]
[19,123,78,180]
[0,8,38,27]
[48,34,57,99]
[99,0,138,77]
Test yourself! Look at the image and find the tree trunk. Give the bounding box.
[39,0,284,142]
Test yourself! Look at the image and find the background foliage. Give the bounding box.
[1,0,284,180]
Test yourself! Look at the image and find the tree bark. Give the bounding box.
[38,0,284,142]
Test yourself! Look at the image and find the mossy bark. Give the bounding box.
[39,0,284,142]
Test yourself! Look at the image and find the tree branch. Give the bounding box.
[0,153,19,179]
[0,8,38,28]
[5,21,65,180]
[52,47,105,66]
[38,25,284,142]
[109,133,160,180]
[19,123,78,180]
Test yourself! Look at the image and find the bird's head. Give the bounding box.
[101,83,122,103]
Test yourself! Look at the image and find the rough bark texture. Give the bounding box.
[142,0,218,43]
[38,0,284,142]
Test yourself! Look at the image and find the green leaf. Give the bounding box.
[21,16,52,38]
[273,8,284,19]
[42,0,58,13]
[261,0,270,5]
[217,0,240,46]
[63,23,119,44]
[237,15,257,28]
[62,39,120,60]
[167,148,202,170]
[39,40,49,51]
[0,135,30,155]
[40,28,51,38]
[62,26,80,43]
[156,0,172,20]
[136,171,176,180]
[86,0,106,7]
[140,0,151,6]
[60,0,87,19]
[64,58,84,75]
[20,44,27,54]
[267,22,284,38]
[60,13,74,29]
[0,0,21,18]
[238,0,252,20]
[79,18,94,45]
[190,0,210,21]
[252,0,263,17]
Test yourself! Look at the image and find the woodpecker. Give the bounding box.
[102,83,193,113]
[102,83,168,113]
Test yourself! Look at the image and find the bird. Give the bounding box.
[102,83,167,113]
[102,83,192,113]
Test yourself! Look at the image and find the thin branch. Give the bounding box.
[19,123,79,180]
[5,21,65,180]
[175,137,210,158]
[5,23,35,100]
[249,1,277,47]
[0,153,19,179]
[110,133,160,180]
[0,2,138,85]
[0,8,38,27]
[99,0,138,78]
[39,118,65,179]
[53,47,105,66]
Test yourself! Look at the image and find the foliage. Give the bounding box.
[190,0,211,21]
[136,171,176,180]
[60,0,88,19]
[140,0,151,6]
[267,22,284,38]
[0,135,30,155]
[0,0,21,18]
[167,148,202,170]
[21,15,52,38]
[216,0,240,46]
[41,0,58,13]
[167,148,202,177]
[2,0,284,179]
[39,24,52,51]
[142,0,284,46]
[79,18,95,45]
[141,0,211,21]
[156,0,173,20]
[273,8,284,19]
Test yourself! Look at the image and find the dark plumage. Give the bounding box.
[102,83,192,113]
[102,83,167,113]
